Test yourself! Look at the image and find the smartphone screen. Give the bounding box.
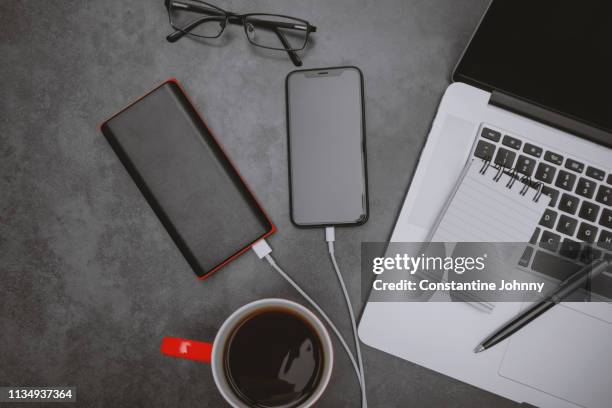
[286,67,368,227]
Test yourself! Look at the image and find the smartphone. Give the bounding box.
[286,66,368,227]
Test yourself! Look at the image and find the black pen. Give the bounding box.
[474,258,611,353]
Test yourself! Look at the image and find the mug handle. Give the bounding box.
[160,337,212,363]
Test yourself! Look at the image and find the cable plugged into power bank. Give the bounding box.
[252,239,367,408]
[251,238,273,259]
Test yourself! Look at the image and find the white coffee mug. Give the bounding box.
[161,298,334,408]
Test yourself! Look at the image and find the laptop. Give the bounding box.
[359,1,612,407]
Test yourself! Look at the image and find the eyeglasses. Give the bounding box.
[164,0,317,66]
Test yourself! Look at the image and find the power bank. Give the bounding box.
[101,79,275,279]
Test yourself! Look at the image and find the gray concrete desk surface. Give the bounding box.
[1,0,519,406]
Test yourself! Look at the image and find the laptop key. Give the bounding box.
[556,214,577,236]
[598,229,612,250]
[535,162,556,184]
[494,147,516,168]
[577,222,598,243]
[481,127,501,142]
[555,170,576,191]
[558,193,579,215]
[474,140,496,160]
[586,166,605,181]
[600,208,612,228]
[541,186,559,207]
[515,155,535,176]
[540,230,561,252]
[539,209,557,228]
[523,143,543,158]
[530,228,541,245]
[502,135,522,150]
[607,174,612,185]
[595,185,611,205]
[578,201,600,222]
[560,238,581,259]
[532,250,579,281]
[565,158,584,173]
[575,177,596,199]
[544,151,563,165]
[519,246,534,267]
[580,246,602,264]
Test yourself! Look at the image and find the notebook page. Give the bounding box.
[431,160,550,243]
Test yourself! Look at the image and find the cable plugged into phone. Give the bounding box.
[324,226,367,407]
[252,239,368,408]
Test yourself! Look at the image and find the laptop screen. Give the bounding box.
[454,1,612,136]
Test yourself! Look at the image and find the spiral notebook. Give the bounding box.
[423,158,551,310]
[429,158,550,243]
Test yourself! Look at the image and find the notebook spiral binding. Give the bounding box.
[477,159,545,202]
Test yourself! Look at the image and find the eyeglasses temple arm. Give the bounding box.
[168,1,226,16]
[166,16,225,42]
[273,28,302,67]
[238,17,314,33]
[167,28,188,43]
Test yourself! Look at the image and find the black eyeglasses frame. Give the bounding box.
[164,0,317,66]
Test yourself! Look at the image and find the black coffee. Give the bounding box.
[224,309,324,408]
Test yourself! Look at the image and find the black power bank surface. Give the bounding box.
[101,79,275,279]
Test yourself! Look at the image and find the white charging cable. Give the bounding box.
[324,227,367,407]
[252,239,367,408]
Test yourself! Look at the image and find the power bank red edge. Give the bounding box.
[99,78,276,281]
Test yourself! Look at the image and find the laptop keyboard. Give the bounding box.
[473,124,612,299]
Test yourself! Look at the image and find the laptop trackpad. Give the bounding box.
[499,305,612,408]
